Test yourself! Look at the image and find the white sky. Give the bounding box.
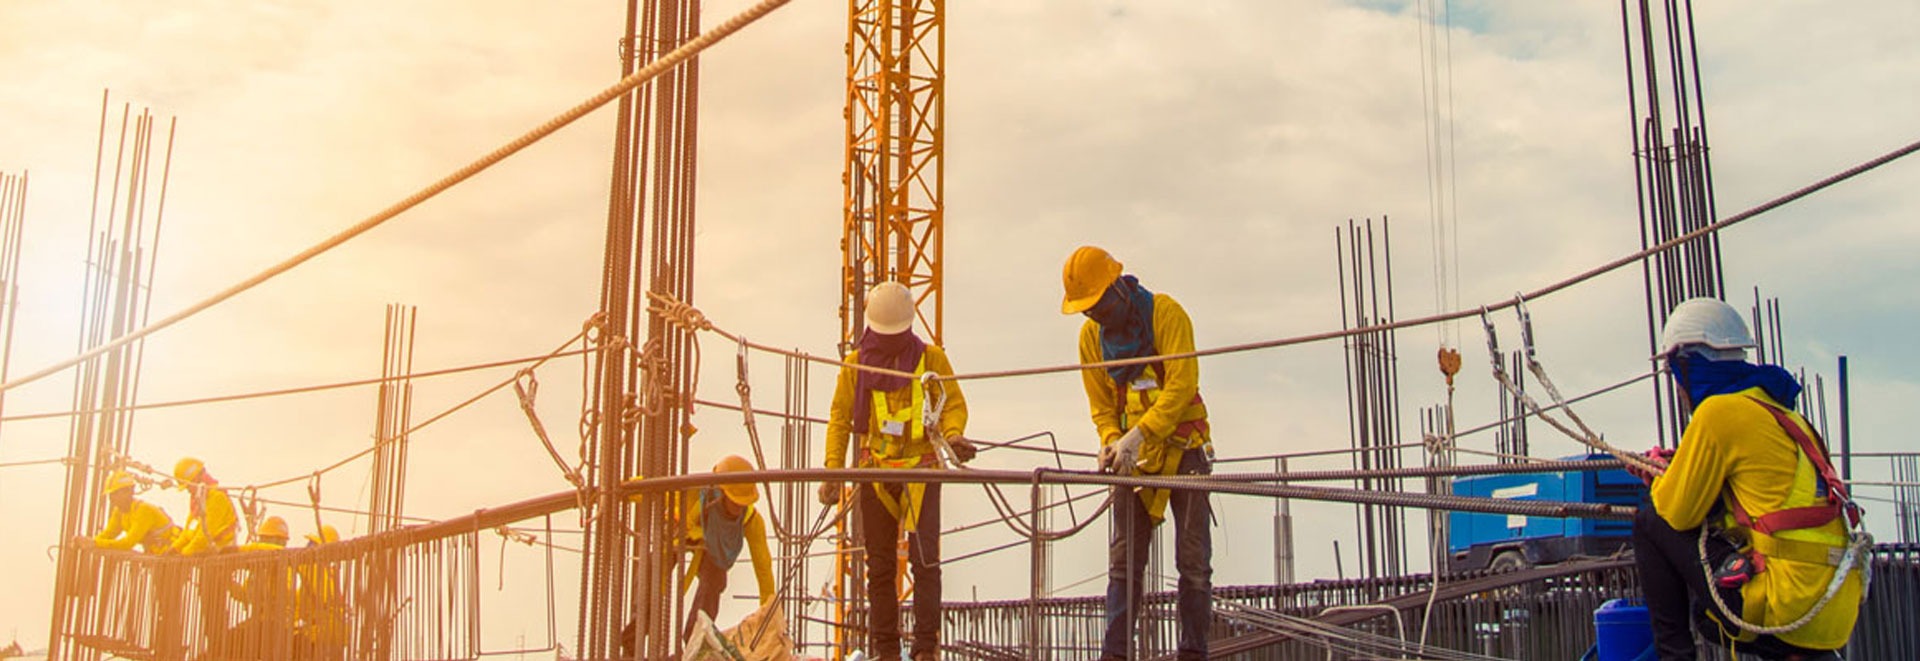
[2,0,1918,653]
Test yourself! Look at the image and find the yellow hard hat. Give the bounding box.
[256,516,289,541]
[712,455,759,507]
[306,524,340,545]
[1061,246,1123,315]
[102,470,137,496]
[173,457,206,486]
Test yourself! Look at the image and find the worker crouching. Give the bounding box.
[820,281,974,661]
[1062,246,1214,661]
[1632,298,1867,660]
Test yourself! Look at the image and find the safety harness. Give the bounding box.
[1111,360,1211,523]
[859,354,936,531]
[1699,396,1871,637]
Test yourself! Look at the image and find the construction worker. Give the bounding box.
[621,455,779,653]
[169,457,238,556]
[682,455,776,623]
[91,470,177,553]
[295,524,347,661]
[1632,297,1865,660]
[228,516,293,658]
[818,281,974,661]
[240,515,290,552]
[1061,246,1213,661]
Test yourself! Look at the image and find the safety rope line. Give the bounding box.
[244,329,589,491]
[0,0,796,396]
[1481,305,1665,476]
[0,346,599,424]
[1698,524,1873,636]
[647,137,1920,385]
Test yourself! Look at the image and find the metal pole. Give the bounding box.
[1838,355,1851,481]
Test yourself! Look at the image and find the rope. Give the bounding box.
[1698,524,1872,636]
[647,137,1920,385]
[512,368,586,489]
[0,347,597,424]
[1481,305,1665,476]
[0,0,796,396]
[243,329,588,491]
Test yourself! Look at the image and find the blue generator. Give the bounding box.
[1447,454,1645,572]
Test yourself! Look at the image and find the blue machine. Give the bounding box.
[1447,454,1646,572]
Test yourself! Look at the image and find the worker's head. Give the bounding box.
[1061,246,1124,316]
[864,282,915,336]
[172,457,207,487]
[102,470,137,508]
[1657,297,1756,408]
[255,516,290,546]
[306,524,340,547]
[712,455,758,514]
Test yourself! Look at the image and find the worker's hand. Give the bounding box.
[1110,427,1146,475]
[1627,446,1673,485]
[948,437,979,465]
[817,481,842,507]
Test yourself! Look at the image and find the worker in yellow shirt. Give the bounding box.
[1061,246,1213,661]
[91,470,177,554]
[818,281,974,661]
[295,524,347,660]
[168,457,238,556]
[619,456,779,654]
[1632,298,1865,660]
[227,516,293,657]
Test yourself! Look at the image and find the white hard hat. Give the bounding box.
[1656,297,1754,359]
[864,282,915,335]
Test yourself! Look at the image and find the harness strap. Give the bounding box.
[1729,397,1859,534]
[1750,534,1847,568]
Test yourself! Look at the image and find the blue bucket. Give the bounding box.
[1591,598,1654,661]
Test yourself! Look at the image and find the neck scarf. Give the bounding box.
[1091,276,1157,384]
[1671,353,1803,413]
[851,328,926,433]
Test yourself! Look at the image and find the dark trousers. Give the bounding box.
[1631,502,1839,660]
[686,555,730,636]
[859,481,942,659]
[1102,449,1212,660]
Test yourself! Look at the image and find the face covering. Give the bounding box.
[1668,350,1803,413]
[1089,276,1157,384]
[850,328,926,433]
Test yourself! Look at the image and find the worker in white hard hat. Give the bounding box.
[819,281,974,661]
[90,470,178,554]
[1061,246,1213,661]
[1632,297,1864,660]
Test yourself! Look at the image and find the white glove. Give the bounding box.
[1107,427,1146,475]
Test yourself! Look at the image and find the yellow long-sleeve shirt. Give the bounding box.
[93,499,176,553]
[1078,293,1208,451]
[171,484,239,556]
[1650,387,1862,650]
[681,488,775,604]
[824,345,968,470]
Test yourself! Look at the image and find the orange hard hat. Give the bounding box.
[172,457,206,486]
[1061,246,1123,315]
[306,524,340,545]
[712,455,759,507]
[256,516,289,541]
[102,470,137,496]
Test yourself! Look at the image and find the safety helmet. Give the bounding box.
[256,516,290,541]
[712,455,759,507]
[173,457,206,486]
[1061,246,1123,315]
[1656,297,1755,359]
[864,282,915,335]
[306,524,340,546]
[102,470,137,496]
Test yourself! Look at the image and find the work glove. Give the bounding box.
[1626,446,1675,485]
[1102,427,1146,475]
[948,437,979,465]
[817,481,842,507]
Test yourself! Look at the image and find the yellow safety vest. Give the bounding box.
[1114,362,1211,524]
[863,355,934,530]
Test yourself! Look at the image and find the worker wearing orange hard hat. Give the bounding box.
[819,281,975,661]
[1062,246,1213,661]
[168,457,238,556]
[91,470,178,554]
[618,455,777,654]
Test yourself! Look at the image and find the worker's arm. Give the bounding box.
[207,490,239,547]
[1133,295,1200,443]
[1650,396,1739,529]
[1078,322,1124,446]
[746,510,776,604]
[824,354,859,469]
[924,347,967,440]
[93,509,134,550]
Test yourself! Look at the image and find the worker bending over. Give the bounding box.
[682,455,776,626]
[1633,297,1865,660]
[91,470,177,554]
[820,281,975,661]
[1062,246,1213,661]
